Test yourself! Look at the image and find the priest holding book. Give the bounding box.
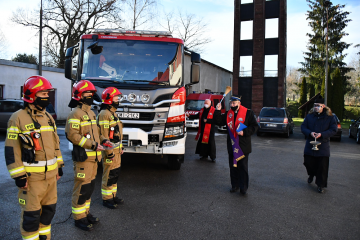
[214,96,258,195]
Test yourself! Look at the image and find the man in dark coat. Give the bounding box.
[301,96,337,193]
[214,96,258,195]
[186,99,217,162]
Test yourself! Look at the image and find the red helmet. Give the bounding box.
[22,76,53,103]
[72,80,97,101]
[101,87,122,104]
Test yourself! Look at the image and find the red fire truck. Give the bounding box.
[185,93,226,130]
[64,29,201,170]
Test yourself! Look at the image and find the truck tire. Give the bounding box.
[167,155,182,170]
[356,131,360,144]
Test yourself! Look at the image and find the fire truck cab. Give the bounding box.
[64,29,201,170]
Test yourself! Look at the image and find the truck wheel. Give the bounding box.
[356,131,360,144]
[284,128,290,138]
[167,155,182,170]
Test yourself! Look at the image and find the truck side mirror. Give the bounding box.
[191,52,201,63]
[65,46,77,80]
[190,64,200,84]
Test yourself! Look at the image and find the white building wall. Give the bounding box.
[0,60,71,120]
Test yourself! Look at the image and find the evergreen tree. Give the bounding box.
[12,53,38,64]
[299,0,352,95]
[309,83,315,99]
[298,76,307,118]
[331,68,343,120]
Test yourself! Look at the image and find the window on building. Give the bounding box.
[241,0,253,3]
[240,20,253,40]
[264,55,278,77]
[265,18,279,39]
[0,85,3,99]
[240,56,252,77]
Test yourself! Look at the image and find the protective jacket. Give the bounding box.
[97,106,123,159]
[301,107,337,157]
[5,104,63,181]
[65,104,102,162]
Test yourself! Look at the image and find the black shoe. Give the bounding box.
[230,187,239,193]
[211,158,216,162]
[308,176,314,184]
[87,213,100,224]
[75,218,93,231]
[39,236,47,240]
[317,187,324,193]
[240,189,247,195]
[103,199,118,209]
[113,197,124,205]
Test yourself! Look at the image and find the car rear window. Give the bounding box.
[0,101,23,112]
[259,108,285,118]
[46,103,55,113]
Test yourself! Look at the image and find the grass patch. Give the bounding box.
[293,117,304,127]
[340,120,352,129]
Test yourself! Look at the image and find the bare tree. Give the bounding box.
[0,26,8,59]
[12,0,124,68]
[124,0,158,30]
[159,9,212,53]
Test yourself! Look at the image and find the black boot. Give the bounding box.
[113,196,124,205]
[75,217,93,231]
[230,187,239,193]
[103,199,118,209]
[87,213,100,224]
[317,187,324,193]
[240,189,247,195]
[308,175,314,184]
[39,235,47,240]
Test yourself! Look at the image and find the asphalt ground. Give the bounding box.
[0,127,359,240]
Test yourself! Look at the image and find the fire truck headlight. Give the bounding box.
[164,125,184,139]
[128,93,136,103]
[141,94,150,103]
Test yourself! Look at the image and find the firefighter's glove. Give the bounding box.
[58,167,63,177]
[14,175,27,188]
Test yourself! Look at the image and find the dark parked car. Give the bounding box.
[256,107,294,138]
[0,99,24,131]
[349,116,360,143]
[330,113,342,141]
[46,103,57,120]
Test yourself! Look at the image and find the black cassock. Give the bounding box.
[188,107,216,160]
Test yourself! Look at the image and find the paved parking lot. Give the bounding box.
[0,127,359,239]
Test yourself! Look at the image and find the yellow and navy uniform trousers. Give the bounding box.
[97,106,123,200]
[4,105,64,240]
[65,104,102,220]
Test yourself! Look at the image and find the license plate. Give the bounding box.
[118,112,140,119]
[266,124,277,127]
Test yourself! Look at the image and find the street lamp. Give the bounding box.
[324,0,331,105]
[39,0,43,75]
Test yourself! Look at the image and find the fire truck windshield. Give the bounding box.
[186,100,205,111]
[81,39,182,86]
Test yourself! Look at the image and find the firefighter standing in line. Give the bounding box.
[97,87,125,209]
[65,80,110,231]
[4,76,64,240]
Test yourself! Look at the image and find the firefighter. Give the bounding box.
[5,76,64,240]
[65,80,107,231]
[97,87,124,209]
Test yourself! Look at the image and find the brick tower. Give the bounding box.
[233,0,287,115]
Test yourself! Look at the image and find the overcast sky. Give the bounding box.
[0,0,359,72]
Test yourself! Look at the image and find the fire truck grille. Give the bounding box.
[123,124,153,132]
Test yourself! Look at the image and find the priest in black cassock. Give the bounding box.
[186,99,217,162]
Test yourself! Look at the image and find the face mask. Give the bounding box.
[34,97,50,109]
[204,104,210,109]
[314,105,322,113]
[112,101,120,108]
[231,106,238,111]
[81,96,94,106]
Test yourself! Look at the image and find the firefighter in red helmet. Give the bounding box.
[65,80,108,231]
[97,87,124,209]
[5,75,64,240]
